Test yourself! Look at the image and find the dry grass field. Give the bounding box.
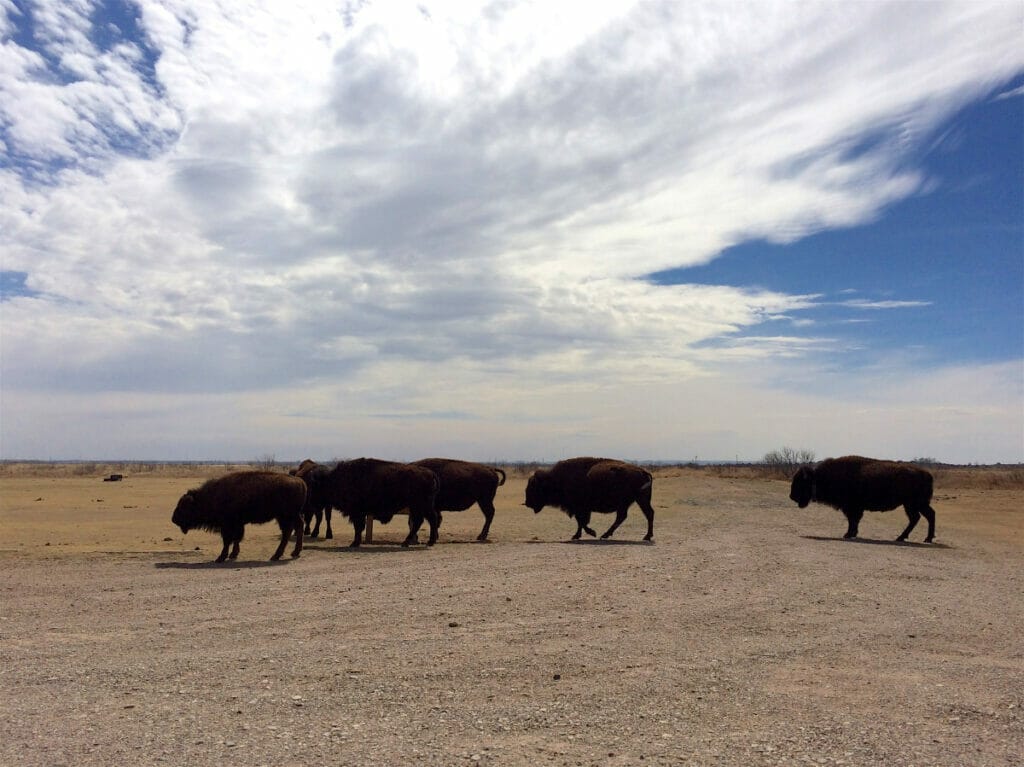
[1,464,1021,766]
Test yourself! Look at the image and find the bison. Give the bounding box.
[412,458,506,541]
[307,458,440,548]
[525,457,655,542]
[171,471,306,562]
[789,455,937,542]
[290,459,334,539]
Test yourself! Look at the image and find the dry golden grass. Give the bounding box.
[703,462,1024,489]
[0,461,260,480]
[3,460,1022,489]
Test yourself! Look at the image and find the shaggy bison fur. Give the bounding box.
[525,457,655,542]
[310,458,440,548]
[290,459,334,539]
[171,471,306,562]
[790,456,937,542]
[412,458,506,541]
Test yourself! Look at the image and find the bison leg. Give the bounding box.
[897,506,921,542]
[842,508,863,539]
[425,508,439,546]
[601,508,628,539]
[571,511,595,540]
[921,505,936,543]
[289,515,303,558]
[272,515,302,560]
[403,512,423,547]
[216,532,232,563]
[324,507,333,540]
[477,500,495,541]
[349,514,366,548]
[638,497,655,542]
[308,508,322,538]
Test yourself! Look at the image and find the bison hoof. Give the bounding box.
[584,527,597,537]
[291,551,301,558]
[643,535,654,543]
[326,532,333,539]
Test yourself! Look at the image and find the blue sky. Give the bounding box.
[651,81,1024,369]
[1,1,1022,463]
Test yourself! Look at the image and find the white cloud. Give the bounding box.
[1,0,1022,461]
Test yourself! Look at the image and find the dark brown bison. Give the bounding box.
[412,458,506,541]
[789,456,937,542]
[171,471,306,562]
[309,458,440,548]
[290,459,333,539]
[525,457,655,542]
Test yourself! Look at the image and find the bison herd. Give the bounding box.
[172,455,939,562]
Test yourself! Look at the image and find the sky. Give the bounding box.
[1,0,1022,464]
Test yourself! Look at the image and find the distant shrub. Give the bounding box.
[761,447,815,478]
[252,454,278,470]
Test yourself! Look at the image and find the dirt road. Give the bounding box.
[1,469,1021,766]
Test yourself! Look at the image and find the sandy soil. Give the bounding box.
[0,469,1021,766]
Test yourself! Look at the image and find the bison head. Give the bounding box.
[171,491,199,533]
[524,470,553,513]
[290,458,319,477]
[789,466,815,508]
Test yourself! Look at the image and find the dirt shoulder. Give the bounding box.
[1,469,1021,766]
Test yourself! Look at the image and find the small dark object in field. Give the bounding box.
[525,457,655,541]
[412,458,506,541]
[171,471,306,562]
[789,455,936,542]
[103,474,123,482]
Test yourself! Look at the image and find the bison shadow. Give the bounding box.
[154,559,294,570]
[520,538,653,546]
[801,535,951,550]
[559,538,654,547]
[315,543,425,555]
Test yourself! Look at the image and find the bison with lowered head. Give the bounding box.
[412,458,506,541]
[171,471,306,562]
[790,455,937,542]
[305,458,440,548]
[525,457,655,542]
[290,459,334,539]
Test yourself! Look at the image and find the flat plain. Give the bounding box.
[0,465,1021,766]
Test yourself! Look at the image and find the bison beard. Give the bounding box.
[412,458,506,541]
[525,457,655,542]
[789,456,937,543]
[171,471,306,562]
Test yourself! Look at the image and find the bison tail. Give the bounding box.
[494,468,507,486]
